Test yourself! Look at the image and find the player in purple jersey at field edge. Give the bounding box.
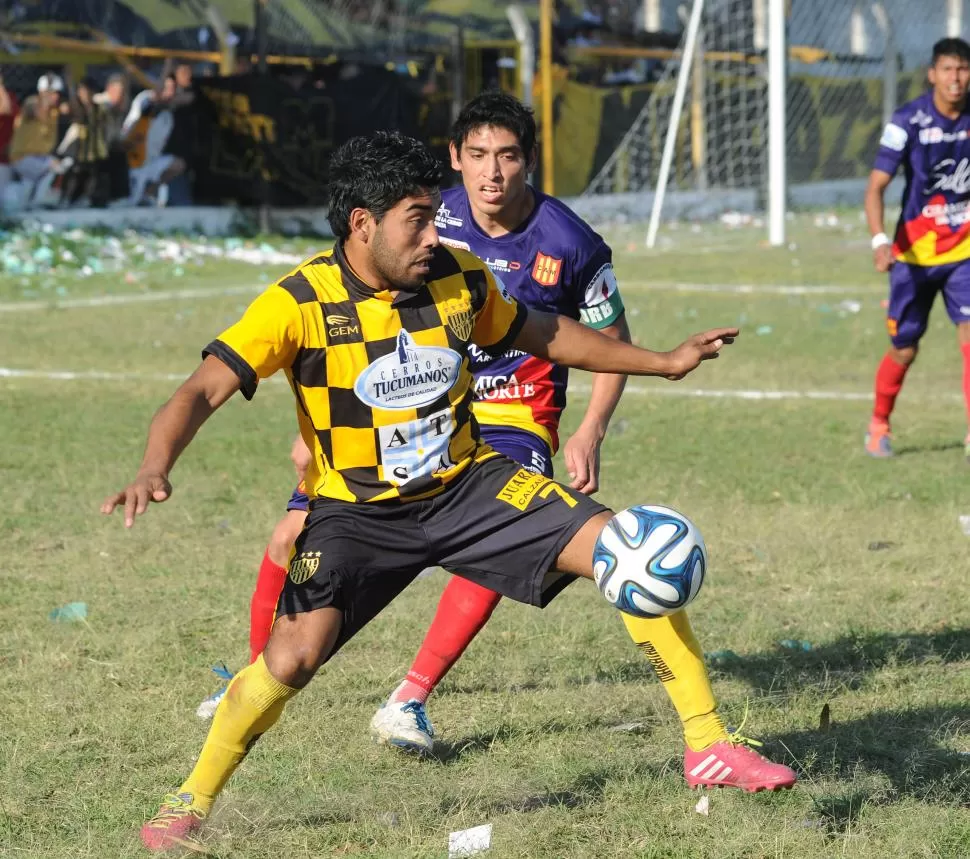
[864,38,970,460]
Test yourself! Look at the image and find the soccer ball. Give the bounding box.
[593,505,706,618]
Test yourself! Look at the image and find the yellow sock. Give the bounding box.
[620,610,728,751]
[180,655,298,813]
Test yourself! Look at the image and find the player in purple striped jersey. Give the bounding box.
[864,38,970,459]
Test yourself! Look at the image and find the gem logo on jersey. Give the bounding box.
[532,252,562,286]
[325,313,361,339]
[354,330,461,410]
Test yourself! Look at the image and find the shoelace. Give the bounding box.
[401,701,433,736]
[725,701,765,751]
[149,794,201,826]
[211,662,234,683]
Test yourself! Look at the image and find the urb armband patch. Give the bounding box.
[879,123,907,152]
[579,263,624,328]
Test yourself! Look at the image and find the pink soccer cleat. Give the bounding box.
[684,738,797,792]
[864,421,894,458]
[140,792,207,852]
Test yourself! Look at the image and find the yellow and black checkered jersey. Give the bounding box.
[204,241,528,503]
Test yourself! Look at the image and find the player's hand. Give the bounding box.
[290,434,312,481]
[100,472,172,528]
[873,245,894,273]
[663,327,739,380]
[563,425,603,495]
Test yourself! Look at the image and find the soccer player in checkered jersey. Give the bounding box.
[233,93,797,793]
[105,130,794,850]
[865,37,970,459]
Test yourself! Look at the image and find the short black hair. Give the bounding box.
[932,37,970,65]
[328,131,442,239]
[450,90,536,162]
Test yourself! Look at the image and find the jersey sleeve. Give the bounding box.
[471,267,529,356]
[573,240,625,329]
[202,285,304,400]
[873,108,911,177]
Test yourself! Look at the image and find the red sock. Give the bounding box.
[873,353,910,426]
[390,576,503,704]
[962,343,970,430]
[249,550,288,663]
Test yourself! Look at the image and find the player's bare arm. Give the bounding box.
[564,313,631,494]
[512,310,737,381]
[100,355,241,527]
[865,168,895,273]
[290,433,312,481]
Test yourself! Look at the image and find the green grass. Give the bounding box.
[1,215,969,858]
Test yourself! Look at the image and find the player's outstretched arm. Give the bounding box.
[100,355,242,527]
[512,310,737,381]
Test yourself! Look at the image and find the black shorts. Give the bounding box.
[278,454,610,658]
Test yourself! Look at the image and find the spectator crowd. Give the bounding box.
[0,60,198,212]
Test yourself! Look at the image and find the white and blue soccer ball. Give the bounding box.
[593,505,707,618]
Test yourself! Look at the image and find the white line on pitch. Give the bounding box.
[621,282,876,295]
[0,281,875,314]
[0,367,189,382]
[0,284,260,313]
[3,366,960,404]
[572,384,874,402]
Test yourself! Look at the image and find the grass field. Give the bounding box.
[2,214,969,858]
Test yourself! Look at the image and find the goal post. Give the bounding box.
[580,0,911,250]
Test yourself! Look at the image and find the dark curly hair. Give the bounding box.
[328,131,442,239]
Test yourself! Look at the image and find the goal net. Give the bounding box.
[578,0,927,237]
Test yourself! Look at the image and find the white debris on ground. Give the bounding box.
[0,222,307,298]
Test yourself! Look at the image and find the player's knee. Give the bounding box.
[263,635,326,688]
[890,343,919,365]
[263,607,342,688]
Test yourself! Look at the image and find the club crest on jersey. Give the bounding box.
[354,330,462,410]
[289,551,321,585]
[444,299,473,341]
[532,252,562,286]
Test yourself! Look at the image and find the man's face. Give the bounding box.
[929,54,970,108]
[161,77,176,100]
[366,190,441,291]
[106,81,125,106]
[175,65,192,89]
[450,124,532,218]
